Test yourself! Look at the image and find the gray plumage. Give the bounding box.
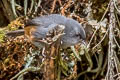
[6,14,86,48]
[26,14,86,48]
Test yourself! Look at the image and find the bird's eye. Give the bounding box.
[75,34,81,39]
[75,34,79,36]
[75,34,80,37]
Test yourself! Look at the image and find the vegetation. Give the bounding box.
[0,0,120,80]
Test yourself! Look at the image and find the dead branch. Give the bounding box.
[105,0,118,80]
[51,0,57,13]
[61,0,72,15]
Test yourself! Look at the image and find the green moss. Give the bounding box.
[0,29,5,42]
[7,24,18,31]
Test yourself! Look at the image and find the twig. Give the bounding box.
[92,28,109,49]
[29,0,34,13]
[40,6,49,15]
[113,51,120,76]
[71,46,81,61]
[51,0,57,13]
[58,0,62,6]
[15,3,22,9]
[75,70,87,80]
[85,49,93,71]
[61,0,72,15]
[50,0,62,13]
[87,1,110,48]
[105,0,116,79]
[113,73,120,78]
[24,0,28,16]
[101,54,107,75]
[87,25,97,48]
[114,37,120,49]
[76,53,103,80]
[10,0,18,17]
[72,14,84,22]
[115,11,120,29]
[35,0,41,12]
[10,62,44,80]
[113,0,120,13]
[93,53,103,79]
[116,76,120,80]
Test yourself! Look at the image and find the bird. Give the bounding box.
[6,14,86,48]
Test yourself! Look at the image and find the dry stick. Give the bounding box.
[113,73,120,78]
[51,0,57,13]
[35,0,42,13]
[116,76,120,80]
[56,40,61,80]
[114,37,120,49]
[115,11,120,29]
[15,3,22,10]
[114,12,120,49]
[101,54,107,75]
[113,0,120,13]
[17,72,25,80]
[112,0,120,75]
[43,39,61,80]
[84,48,93,71]
[24,0,28,16]
[40,6,49,15]
[58,0,62,6]
[61,0,72,15]
[94,53,99,65]
[71,46,81,61]
[89,53,102,73]
[76,1,111,79]
[93,52,103,79]
[29,0,34,13]
[75,53,103,80]
[10,62,44,80]
[57,64,61,80]
[87,1,110,48]
[10,0,17,17]
[72,14,84,22]
[75,70,87,80]
[44,46,56,80]
[92,28,109,49]
[105,0,116,80]
[50,0,62,13]
[113,52,120,75]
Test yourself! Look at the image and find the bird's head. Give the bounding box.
[61,18,86,48]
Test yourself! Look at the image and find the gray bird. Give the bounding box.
[6,14,86,48]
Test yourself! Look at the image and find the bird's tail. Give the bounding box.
[6,29,24,37]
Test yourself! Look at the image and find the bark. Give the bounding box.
[0,0,15,25]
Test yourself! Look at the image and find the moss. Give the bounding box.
[0,28,5,42]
